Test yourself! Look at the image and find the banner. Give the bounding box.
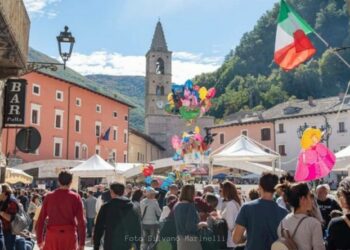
[4,79,27,126]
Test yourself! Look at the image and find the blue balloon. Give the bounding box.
[145,176,153,185]
[172,84,184,95]
[160,176,175,190]
[173,153,183,161]
[184,80,193,90]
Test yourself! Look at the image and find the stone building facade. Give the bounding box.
[144,21,214,156]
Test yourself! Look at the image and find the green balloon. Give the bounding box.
[164,104,173,114]
[179,107,200,120]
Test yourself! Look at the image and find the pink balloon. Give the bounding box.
[295,143,336,182]
[171,135,181,150]
[206,87,216,99]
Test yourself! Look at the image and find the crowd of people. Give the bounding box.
[0,170,348,250]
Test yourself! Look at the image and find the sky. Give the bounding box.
[23,0,278,83]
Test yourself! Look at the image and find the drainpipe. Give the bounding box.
[66,86,72,159]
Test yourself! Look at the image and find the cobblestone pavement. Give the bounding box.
[34,238,94,250]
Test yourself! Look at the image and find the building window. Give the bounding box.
[75,116,81,133]
[123,129,128,144]
[220,133,225,144]
[54,110,64,129]
[261,128,271,141]
[32,84,40,95]
[82,145,88,160]
[96,104,101,113]
[278,123,285,133]
[338,122,346,133]
[53,137,63,157]
[76,98,81,107]
[123,151,127,163]
[95,145,100,155]
[31,104,41,125]
[30,148,40,155]
[113,127,118,141]
[109,150,117,163]
[113,111,118,118]
[75,142,81,159]
[156,58,165,74]
[95,122,101,137]
[124,115,128,121]
[56,90,63,101]
[278,145,287,156]
[137,152,140,162]
[241,130,248,136]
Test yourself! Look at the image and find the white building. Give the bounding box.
[263,95,350,182]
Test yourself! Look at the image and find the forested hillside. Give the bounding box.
[194,0,350,118]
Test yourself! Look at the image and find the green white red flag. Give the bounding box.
[274,0,316,70]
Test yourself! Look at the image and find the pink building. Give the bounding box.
[2,71,132,164]
[209,119,275,152]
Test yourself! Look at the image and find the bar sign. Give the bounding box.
[4,79,27,126]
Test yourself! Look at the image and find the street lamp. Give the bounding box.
[26,26,75,72]
[296,120,332,146]
[297,122,309,139]
[57,26,75,69]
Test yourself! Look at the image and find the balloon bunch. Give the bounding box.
[142,164,155,185]
[165,80,216,123]
[171,127,216,161]
[160,172,176,190]
[295,128,336,182]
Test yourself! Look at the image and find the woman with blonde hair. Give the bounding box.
[174,184,202,250]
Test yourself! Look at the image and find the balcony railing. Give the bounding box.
[0,0,30,77]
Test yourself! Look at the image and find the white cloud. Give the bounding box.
[23,0,60,17]
[66,50,222,83]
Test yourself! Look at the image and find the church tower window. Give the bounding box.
[160,86,165,96]
[156,86,161,96]
[156,58,164,74]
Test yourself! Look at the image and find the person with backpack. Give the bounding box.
[94,182,141,250]
[140,187,162,250]
[233,172,288,250]
[272,182,325,250]
[326,177,350,250]
[174,184,202,250]
[0,184,19,250]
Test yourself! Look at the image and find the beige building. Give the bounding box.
[0,0,30,181]
[145,21,214,156]
[128,128,165,163]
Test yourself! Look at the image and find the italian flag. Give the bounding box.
[274,0,316,70]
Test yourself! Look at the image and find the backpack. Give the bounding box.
[212,218,228,249]
[271,216,308,250]
[11,203,31,235]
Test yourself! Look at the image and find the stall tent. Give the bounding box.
[334,145,350,176]
[209,135,282,180]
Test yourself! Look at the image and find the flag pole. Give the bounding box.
[312,30,350,120]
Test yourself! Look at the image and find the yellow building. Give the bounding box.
[128,128,165,163]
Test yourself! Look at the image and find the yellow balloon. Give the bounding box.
[194,126,200,134]
[301,128,322,150]
[167,93,174,101]
[199,87,208,101]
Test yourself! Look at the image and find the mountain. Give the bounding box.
[194,0,350,118]
[28,48,145,131]
[86,75,145,131]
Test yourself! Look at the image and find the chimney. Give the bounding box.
[308,96,314,106]
[339,92,345,101]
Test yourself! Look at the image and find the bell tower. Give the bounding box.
[145,21,172,135]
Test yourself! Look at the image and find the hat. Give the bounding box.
[145,187,159,195]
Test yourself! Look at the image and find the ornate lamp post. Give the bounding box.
[296,119,332,147]
[57,26,75,69]
[26,26,75,72]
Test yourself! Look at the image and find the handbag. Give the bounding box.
[11,203,31,235]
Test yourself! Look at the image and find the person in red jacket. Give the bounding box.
[35,171,85,250]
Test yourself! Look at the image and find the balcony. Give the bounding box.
[0,0,30,78]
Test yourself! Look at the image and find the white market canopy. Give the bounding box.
[209,135,282,178]
[334,145,350,172]
[6,168,33,184]
[70,154,117,178]
[210,135,280,163]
